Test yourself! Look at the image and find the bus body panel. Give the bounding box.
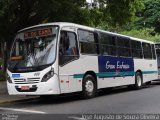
[134,59,158,82]
[59,55,98,93]
[97,55,135,88]
[98,76,135,89]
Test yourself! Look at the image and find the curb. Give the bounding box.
[0,80,39,105]
[0,97,39,105]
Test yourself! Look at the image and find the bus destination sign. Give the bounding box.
[24,28,52,39]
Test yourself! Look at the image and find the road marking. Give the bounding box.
[68,116,87,120]
[0,107,46,114]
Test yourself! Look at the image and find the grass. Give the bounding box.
[120,29,160,42]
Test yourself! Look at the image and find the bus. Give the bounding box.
[7,22,158,98]
[155,43,160,79]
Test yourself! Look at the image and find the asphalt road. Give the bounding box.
[1,81,160,120]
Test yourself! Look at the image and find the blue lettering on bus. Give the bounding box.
[98,56,134,78]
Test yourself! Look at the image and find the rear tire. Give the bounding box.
[82,75,97,99]
[134,72,143,90]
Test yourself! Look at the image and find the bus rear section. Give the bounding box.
[156,43,160,79]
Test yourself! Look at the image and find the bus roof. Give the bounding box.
[18,22,155,44]
[18,22,94,32]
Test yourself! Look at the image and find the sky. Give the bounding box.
[86,0,92,3]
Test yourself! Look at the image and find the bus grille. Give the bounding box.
[13,78,41,84]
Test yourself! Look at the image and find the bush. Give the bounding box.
[120,29,160,42]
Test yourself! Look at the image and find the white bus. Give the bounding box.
[155,43,160,79]
[7,22,158,98]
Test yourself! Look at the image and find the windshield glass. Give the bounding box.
[8,26,59,72]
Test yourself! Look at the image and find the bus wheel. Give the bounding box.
[82,75,97,99]
[134,72,143,90]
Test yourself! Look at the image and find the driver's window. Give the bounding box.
[59,31,78,65]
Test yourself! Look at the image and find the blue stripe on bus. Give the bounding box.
[73,71,158,79]
[97,71,135,78]
[73,74,84,79]
[142,71,158,74]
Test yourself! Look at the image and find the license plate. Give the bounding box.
[12,74,20,78]
[21,86,30,90]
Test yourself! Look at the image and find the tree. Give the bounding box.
[0,0,146,71]
[138,0,160,33]
[0,0,86,43]
[0,0,86,71]
[105,0,144,31]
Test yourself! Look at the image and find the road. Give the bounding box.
[1,82,160,120]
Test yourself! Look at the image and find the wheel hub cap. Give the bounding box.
[85,80,94,93]
[137,76,142,86]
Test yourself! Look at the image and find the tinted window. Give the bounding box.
[117,37,131,57]
[99,33,117,56]
[78,29,98,54]
[131,41,143,58]
[151,44,156,59]
[59,31,79,65]
[142,43,152,59]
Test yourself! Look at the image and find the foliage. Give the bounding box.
[0,0,160,73]
[104,0,144,31]
[1,0,160,74]
[0,0,146,42]
[120,28,160,42]
[0,0,86,72]
[136,0,160,33]
[0,0,86,43]
[120,0,160,42]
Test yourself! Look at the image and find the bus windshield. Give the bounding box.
[8,26,59,72]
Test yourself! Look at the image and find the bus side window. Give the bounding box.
[78,29,98,55]
[131,41,142,58]
[151,44,156,59]
[142,42,152,59]
[99,33,117,56]
[117,37,131,57]
[59,31,78,66]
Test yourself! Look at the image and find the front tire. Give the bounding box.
[82,75,97,99]
[134,72,143,90]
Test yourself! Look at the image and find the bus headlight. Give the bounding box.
[6,73,12,83]
[41,68,54,82]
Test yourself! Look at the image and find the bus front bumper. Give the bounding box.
[7,76,61,95]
